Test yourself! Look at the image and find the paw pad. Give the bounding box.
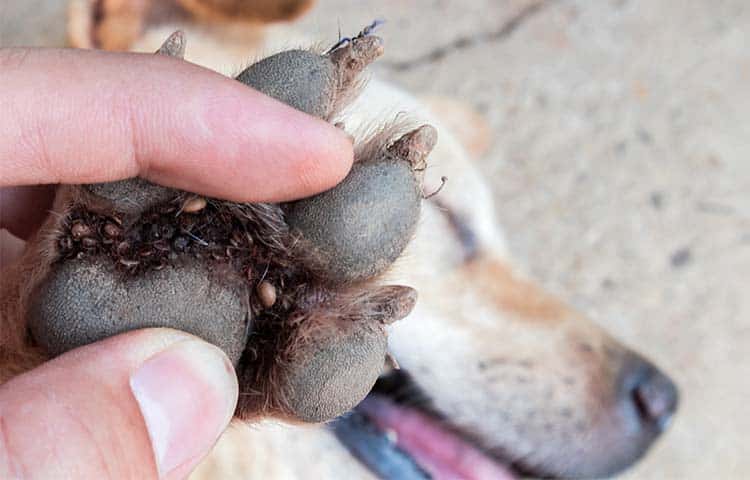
[25,28,437,422]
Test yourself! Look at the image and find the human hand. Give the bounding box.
[0,46,352,479]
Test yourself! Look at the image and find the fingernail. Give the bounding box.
[130,339,238,477]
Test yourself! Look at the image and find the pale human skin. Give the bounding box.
[0,47,352,479]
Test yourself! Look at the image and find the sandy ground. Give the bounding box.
[2,1,748,478]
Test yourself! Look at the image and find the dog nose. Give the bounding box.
[633,367,679,431]
[618,355,679,433]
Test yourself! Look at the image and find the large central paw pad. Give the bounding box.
[26,29,437,423]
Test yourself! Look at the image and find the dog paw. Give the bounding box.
[23,28,436,423]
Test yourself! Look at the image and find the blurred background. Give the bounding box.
[2,1,748,478]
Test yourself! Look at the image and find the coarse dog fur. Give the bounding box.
[0,2,679,478]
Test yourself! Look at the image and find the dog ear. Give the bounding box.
[176,0,315,23]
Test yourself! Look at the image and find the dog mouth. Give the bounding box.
[330,371,524,480]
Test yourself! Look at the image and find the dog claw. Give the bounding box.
[365,285,418,325]
[156,30,186,58]
[388,124,438,172]
[385,351,401,371]
[327,35,384,89]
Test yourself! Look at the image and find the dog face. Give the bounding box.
[379,253,677,478]
[314,79,678,479]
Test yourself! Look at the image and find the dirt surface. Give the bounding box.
[0,0,68,47]
[2,1,747,478]
[293,1,749,478]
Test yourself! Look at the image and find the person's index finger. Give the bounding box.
[0,47,353,202]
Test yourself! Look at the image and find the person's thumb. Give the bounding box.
[0,328,238,480]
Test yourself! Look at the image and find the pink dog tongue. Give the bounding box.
[358,395,517,480]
